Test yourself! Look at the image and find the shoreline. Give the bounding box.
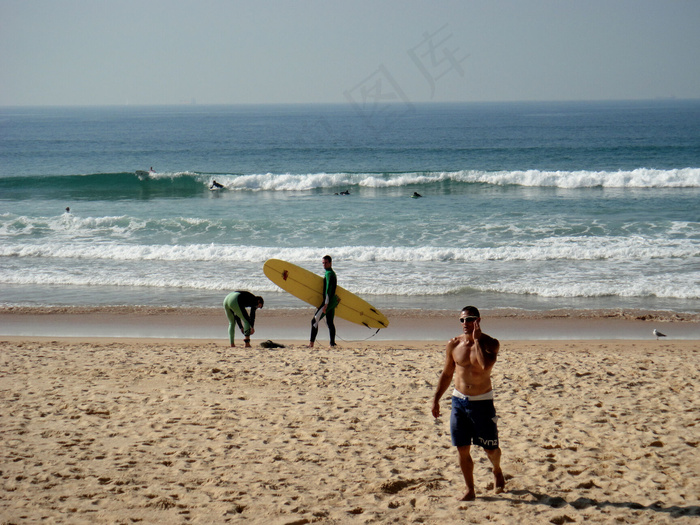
[3,305,699,319]
[1,306,699,341]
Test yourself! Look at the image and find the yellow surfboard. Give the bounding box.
[263,258,389,329]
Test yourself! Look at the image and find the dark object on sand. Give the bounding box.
[260,340,286,348]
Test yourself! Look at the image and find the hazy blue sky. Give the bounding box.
[1,0,699,106]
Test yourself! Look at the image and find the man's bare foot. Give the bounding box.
[308,342,314,348]
[458,490,476,501]
[493,468,505,493]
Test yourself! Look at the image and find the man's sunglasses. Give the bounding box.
[459,316,479,323]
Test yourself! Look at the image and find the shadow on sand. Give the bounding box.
[480,489,699,519]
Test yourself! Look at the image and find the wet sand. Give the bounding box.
[1,306,699,341]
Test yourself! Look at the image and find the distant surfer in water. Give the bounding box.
[210,180,224,190]
[431,306,505,501]
[223,291,264,348]
[412,191,422,198]
[309,255,339,348]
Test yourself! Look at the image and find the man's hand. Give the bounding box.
[472,318,482,341]
[431,399,441,418]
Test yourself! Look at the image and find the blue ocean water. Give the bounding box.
[1,101,699,314]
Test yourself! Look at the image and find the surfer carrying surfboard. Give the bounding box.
[223,291,264,348]
[309,255,339,348]
[431,306,505,501]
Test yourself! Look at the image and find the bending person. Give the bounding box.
[223,291,264,348]
[309,255,339,348]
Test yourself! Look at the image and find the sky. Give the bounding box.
[1,0,699,106]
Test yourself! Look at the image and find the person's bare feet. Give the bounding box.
[458,490,476,501]
[493,468,505,493]
[308,342,314,348]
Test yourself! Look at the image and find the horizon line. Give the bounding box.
[1,97,697,110]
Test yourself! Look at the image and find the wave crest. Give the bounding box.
[3,168,698,198]
[197,167,700,191]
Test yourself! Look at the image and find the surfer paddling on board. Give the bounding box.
[309,255,339,348]
[223,291,264,348]
[432,306,505,501]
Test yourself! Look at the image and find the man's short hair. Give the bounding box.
[323,255,332,263]
[461,305,480,317]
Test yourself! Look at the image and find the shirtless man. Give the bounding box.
[432,306,505,501]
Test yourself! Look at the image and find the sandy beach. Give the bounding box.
[1,309,699,524]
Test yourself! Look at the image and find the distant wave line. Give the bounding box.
[183,167,700,190]
[1,167,699,194]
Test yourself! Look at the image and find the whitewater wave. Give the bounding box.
[2,260,698,300]
[197,167,700,191]
[1,237,697,263]
[462,274,700,300]
[474,168,700,188]
[1,168,699,197]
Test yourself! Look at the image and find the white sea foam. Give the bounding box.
[2,233,699,302]
[195,168,700,191]
[472,168,700,188]
[2,259,698,300]
[1,236,697,263]
[140,170,200,181]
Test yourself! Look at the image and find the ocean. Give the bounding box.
[1,100,699,315]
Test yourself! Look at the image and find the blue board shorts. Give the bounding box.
[450,391,499,450]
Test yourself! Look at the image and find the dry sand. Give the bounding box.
[1,331,699,524]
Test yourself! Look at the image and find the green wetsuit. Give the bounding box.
[310,268,338,345]
[223,291,259,345]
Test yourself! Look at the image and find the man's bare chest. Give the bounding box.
[452,344,479,369]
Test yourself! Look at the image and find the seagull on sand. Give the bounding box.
[653,329,667,340]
